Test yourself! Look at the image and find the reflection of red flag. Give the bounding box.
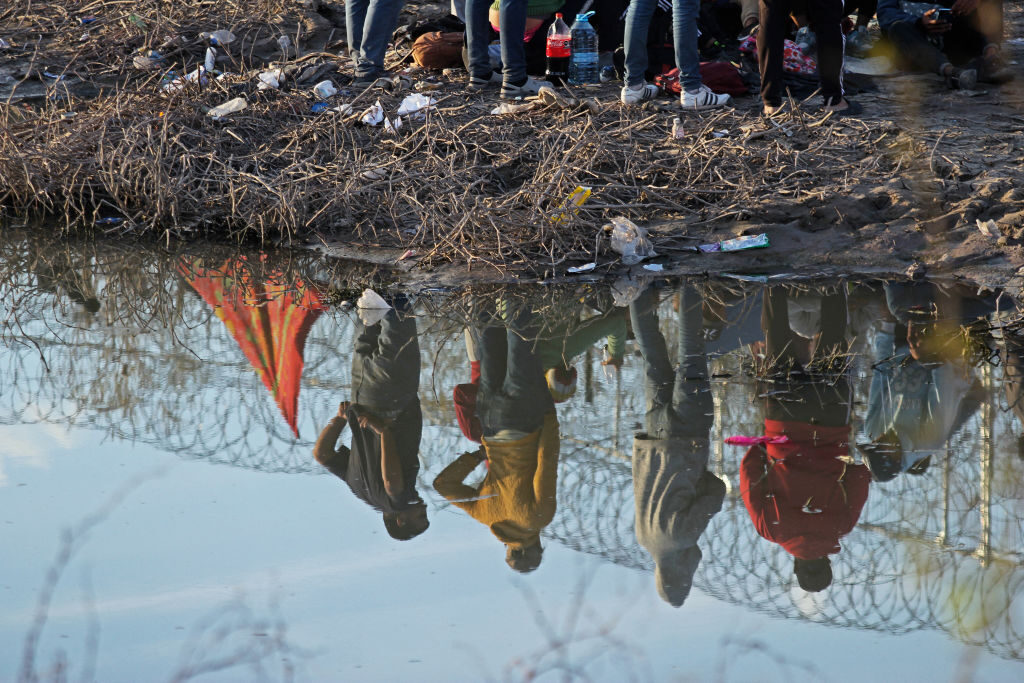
[180,257,326,437]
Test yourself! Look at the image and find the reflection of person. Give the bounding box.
[314,299,429,540]
[434,304,559,572]
[630,284,725,606]
[861,282,990,481]
[741,286,870,592]
[453,301,626,442]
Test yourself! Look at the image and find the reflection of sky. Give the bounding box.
[1,427,1023,682]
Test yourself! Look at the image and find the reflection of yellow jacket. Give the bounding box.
[434,413,560,548]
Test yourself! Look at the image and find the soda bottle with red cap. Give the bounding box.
[545,13,571,86]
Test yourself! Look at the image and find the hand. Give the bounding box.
[951,0,979,15]
[921,9,952,34]
[337,401,352,417]
[358,414,391,434]
[601,356,624,370]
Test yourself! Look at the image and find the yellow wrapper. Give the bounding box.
[550,186,592,224]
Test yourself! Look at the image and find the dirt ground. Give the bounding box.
[1,0,1023,289]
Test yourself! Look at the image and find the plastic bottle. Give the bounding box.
[545,14,571,86]
[568,12,598,85]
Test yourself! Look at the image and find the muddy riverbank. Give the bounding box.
[1,1,1023,285]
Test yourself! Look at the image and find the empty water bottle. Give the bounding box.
[568,12,598,85]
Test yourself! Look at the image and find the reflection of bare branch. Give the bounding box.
[19,466,168,683]
[505,568,653,683]
[167,593,308,683]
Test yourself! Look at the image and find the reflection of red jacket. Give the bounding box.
[741,420,871,560]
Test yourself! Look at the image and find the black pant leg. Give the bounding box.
[884,20,947,74]
[808,0,845,104]
[757,0,793,107]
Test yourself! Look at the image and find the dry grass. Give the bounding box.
[0,0,965,271]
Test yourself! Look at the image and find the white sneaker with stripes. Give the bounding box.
[680,85,731,110]
[620,83,660,105]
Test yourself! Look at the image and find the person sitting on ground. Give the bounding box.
[758,0,857,115]
[313,299,429,541]
[620,0,733,107]
[860,282,993,481]
[347,0,408,84]
[434,302,559,573]
[877,0,1012,89]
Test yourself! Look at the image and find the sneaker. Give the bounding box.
[620,83,659,105]
[945,66,977,90]
[977,53,1015,83]
[501,76,553,99]
[681,85,731,110]
[353,71,384,86]
[469,70,502,91]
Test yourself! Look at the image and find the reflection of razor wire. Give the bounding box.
[4,242,1024,660]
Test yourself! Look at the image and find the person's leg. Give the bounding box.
[757,0,792,108]
[354,0,406,80]
[671,285,714,435]
[945,11,994,66]
[623,0,658,87]
[855,0,876,26]
[975,0,1003,45]
[629,287,675,412]
[883,20,947,74]
[762,286,801,371]
[346,0,370,61]
[812,286,848,362]
[740,0,761,29]
[500,311,553,430]
[373,304,421,391]
[465,0,494,80]
[673,0,703,92]
[807,0,845,105]
[499,0,529,85]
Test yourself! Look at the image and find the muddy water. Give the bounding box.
[2,235,1024,682]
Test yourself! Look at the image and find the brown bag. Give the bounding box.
[411,31,464,70]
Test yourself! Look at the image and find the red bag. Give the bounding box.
[654,62,749,96]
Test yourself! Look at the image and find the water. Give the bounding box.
[568,15,599,85]
[2,232,1024,682]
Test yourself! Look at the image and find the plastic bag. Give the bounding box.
[207,97,247,119]
[356,289,391,326]
[608,217,657,265]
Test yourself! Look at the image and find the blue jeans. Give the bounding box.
[499,0,528,84]
[473,309,553,436]
[465,0,493,80]
[346,0,406,78]
[630,285,713,439]
[623,0,702,91]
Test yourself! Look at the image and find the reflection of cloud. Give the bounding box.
[0,424,73,487]
[3,538,475,625]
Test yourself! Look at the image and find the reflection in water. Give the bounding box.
[314,296,429,540]
[182,257,327,437]
[4,232,1024,668]
[435,299,561,572]
[741,285,870,593]
[630,284,724,606]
